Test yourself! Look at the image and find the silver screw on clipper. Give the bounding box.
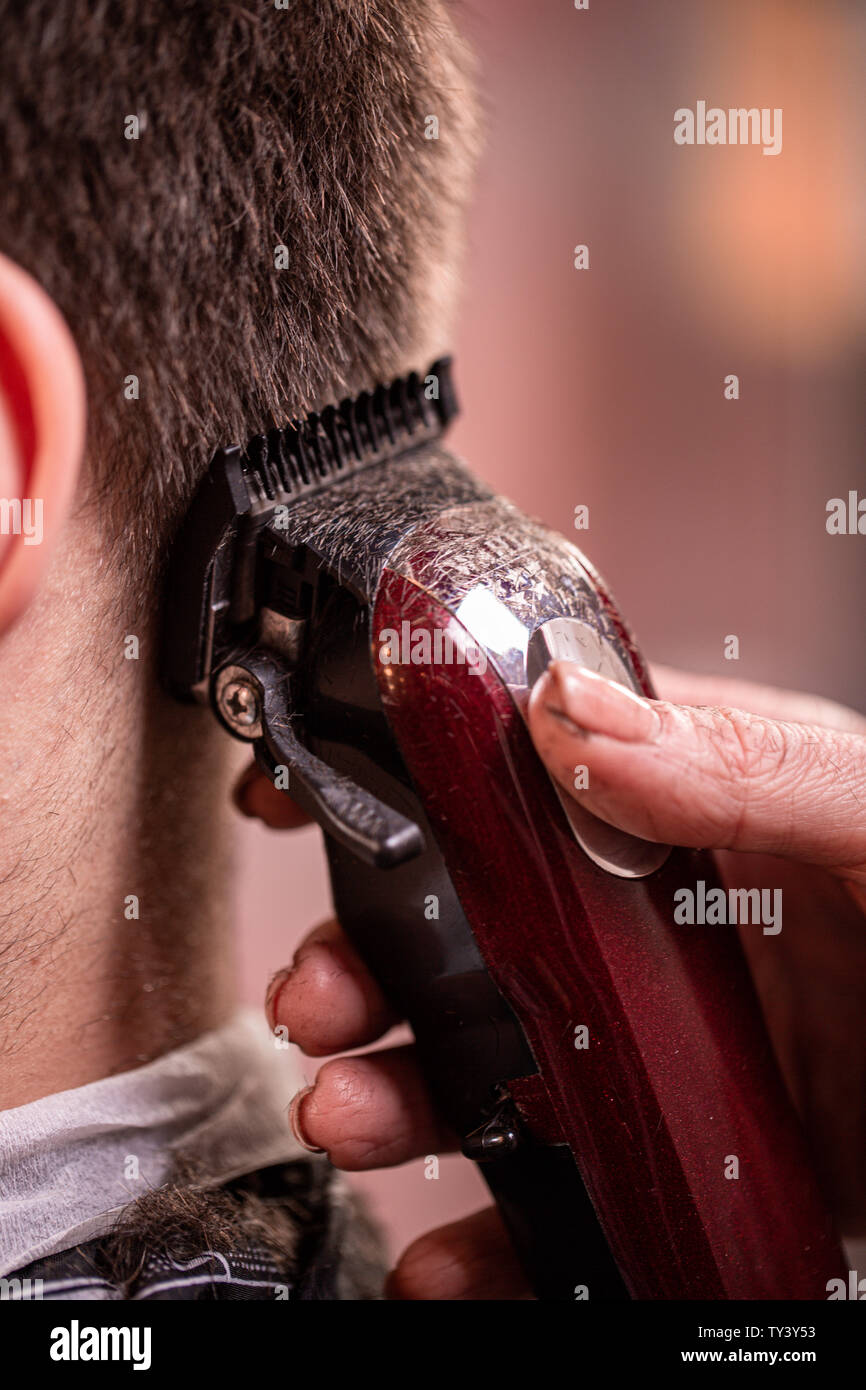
[215,666,263,739]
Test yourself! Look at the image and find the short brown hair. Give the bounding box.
[0,0,475,592]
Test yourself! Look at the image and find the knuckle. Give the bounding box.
[690,707,795,848]
[714,708,789,784]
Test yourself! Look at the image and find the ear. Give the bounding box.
[0,253,85,634]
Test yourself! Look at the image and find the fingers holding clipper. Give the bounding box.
[528,660,866,879]
[289,1044,458,1170]
[233,762,311,829]
[266,918,399,1056]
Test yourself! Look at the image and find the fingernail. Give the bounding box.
[289,1085,327,1155]
[265,966,293,1031]
[545,663,661,742]
[546,704,593,738]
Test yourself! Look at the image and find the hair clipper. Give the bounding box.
[161,360,846,1300]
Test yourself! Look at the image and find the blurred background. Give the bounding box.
[236,0,866,1264]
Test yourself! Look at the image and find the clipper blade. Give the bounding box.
[240,357,457,505]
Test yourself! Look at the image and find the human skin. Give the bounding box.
[0,254,237,1110]
[245,661,866,1299]
[3,257,863,1299]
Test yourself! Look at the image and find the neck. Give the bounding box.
[0,525,239,1110]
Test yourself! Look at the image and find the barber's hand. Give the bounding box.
[236,663,866,1297]
[234,772,531,1299]
[530,661,866,1237]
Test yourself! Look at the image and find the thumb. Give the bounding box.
[528,662,866,884]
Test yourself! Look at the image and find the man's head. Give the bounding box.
[0,0,475,617]
[0,0,476,1100]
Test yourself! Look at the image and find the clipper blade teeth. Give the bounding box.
[239,357,455,502]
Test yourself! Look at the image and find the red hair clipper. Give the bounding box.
[162,361,846,1299]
